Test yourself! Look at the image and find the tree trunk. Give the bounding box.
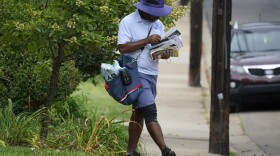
[209,0,231,155]
[40,42,64,142]
[189,0,203,87]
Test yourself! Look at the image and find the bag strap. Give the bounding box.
[134,25,153,61]
[140,26,153,51]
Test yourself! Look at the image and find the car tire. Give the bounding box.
[230,101,241,113]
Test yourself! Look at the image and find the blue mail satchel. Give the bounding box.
[104,55,143,105]
[104,26,152,105]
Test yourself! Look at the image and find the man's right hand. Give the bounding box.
[147,34,161,44]
[118,34,162,54]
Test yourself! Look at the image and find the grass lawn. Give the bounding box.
[73,75,132,120]
[0,146,93,156]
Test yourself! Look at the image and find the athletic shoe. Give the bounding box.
[162,147,176,156]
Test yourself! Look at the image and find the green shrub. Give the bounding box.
[0,0,188,113]
[0,52,81,112]
[51,95,89,119]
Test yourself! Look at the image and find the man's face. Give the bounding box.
[139,10,159,22]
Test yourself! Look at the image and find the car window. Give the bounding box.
[231,29,280,53]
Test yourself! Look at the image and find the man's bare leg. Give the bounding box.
[146,121,166,150]
[127,109,143,153]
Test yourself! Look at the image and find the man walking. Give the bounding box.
[117,0,176,156]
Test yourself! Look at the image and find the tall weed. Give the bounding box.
[45,105,129,155]
[0,96,131,155]
[0,99,41,146]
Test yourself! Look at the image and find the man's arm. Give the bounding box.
[118,34,161,54]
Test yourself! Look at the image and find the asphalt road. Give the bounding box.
[204,0,280,155]
[239,109,280,155]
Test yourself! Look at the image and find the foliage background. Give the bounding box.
[0,0,188,154]
[0,0,187,111]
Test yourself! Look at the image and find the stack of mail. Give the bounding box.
[149,28,183,61]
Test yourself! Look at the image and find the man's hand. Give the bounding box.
[161,50,171,59]
[146,34,161,44]
[118,34,161,54]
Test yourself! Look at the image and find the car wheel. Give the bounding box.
[230,101,241,113]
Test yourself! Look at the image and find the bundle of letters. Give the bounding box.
[150,28,183,61]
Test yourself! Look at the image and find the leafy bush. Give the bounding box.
[51,95,89,119]
[75,48,113,83]
[0,0,188,112]
[162,0,190,29]
[0,50,81,112]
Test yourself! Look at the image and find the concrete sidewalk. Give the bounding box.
[140,14,219,156]
[140,11,267,156]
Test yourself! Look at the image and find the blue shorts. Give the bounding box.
[133,73,158,109]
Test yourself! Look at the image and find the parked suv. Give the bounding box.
[230,22,280,111]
